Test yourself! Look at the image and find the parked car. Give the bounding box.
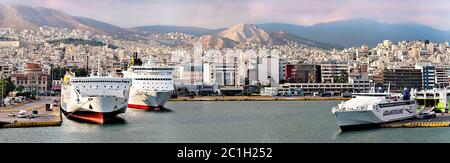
[53,100,59,107]
[8,113,15,117]
[417,111,437,119]
[342,92,353,98]
[18,110,27,118]
[321,92,332,97]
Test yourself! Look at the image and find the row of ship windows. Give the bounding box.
[135,82,172,85]
[136,73,171,76]
[141,87,171,89]
[134,78,172,81]
[76,85,128,89]
[72,81,130,83]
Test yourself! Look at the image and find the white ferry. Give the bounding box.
[123,52,174,111]
[332,88,417,131]
[60,71,132,124]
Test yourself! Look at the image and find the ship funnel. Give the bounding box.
[133,52,143,66]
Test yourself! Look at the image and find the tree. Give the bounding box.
[52,66,89,78]
[0,79,4,98]
[75,68,89,77]
[16,85,25,94]
[334,70,349,83]
[52,66,68,80]
[1,78,16,98]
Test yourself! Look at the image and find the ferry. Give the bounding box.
[332,88,417,131]
[60,70,132,124]
[123,52,174,111]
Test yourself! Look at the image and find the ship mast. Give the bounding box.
[387,82,391,93]
[97,59,101,77]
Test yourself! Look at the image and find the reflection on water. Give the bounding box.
[65,116,127,125]
[145,107,174,113]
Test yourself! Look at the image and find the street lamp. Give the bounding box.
[0,76,3,108]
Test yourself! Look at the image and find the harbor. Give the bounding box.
[5,94,450,130]
[3,100,450,143]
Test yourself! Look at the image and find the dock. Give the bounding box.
[383,113,450,128]
[0,97,62,128]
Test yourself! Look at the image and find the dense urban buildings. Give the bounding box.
[0,25,450,96]
[285,64,321,83]
[11,63,49,94]
[373,68,422,92]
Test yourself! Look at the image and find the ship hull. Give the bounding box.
[123,64,175,111]
[333,103,416,131]
[61,107,126,124]
[128,90,173,110]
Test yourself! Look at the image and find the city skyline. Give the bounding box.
[0,0,449,30]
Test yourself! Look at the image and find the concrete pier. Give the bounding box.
[0,97,62,128]
[382,113,450,128]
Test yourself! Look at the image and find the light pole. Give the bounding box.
[1,76,3,108]
[50,63,53,97]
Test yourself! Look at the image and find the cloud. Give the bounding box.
[1,0,449,30]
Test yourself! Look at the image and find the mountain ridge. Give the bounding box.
[0,4,130,36]
[1,4,448,48]
[258,19,450,47]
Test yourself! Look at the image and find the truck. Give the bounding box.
[14,96,24,103]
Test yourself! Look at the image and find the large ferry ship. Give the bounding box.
[332,88,417,131]
[60,71,132,124]
[123,52,174,111]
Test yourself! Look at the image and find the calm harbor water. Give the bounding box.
[1,101,450,143]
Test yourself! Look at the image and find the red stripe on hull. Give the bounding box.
[128,104,160,111]
[69,112,105,124]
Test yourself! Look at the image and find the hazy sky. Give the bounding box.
[2,0,450,30]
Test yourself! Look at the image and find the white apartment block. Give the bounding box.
[320,62,350,83]
[255,56,280,86]
[0,63,12,78]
